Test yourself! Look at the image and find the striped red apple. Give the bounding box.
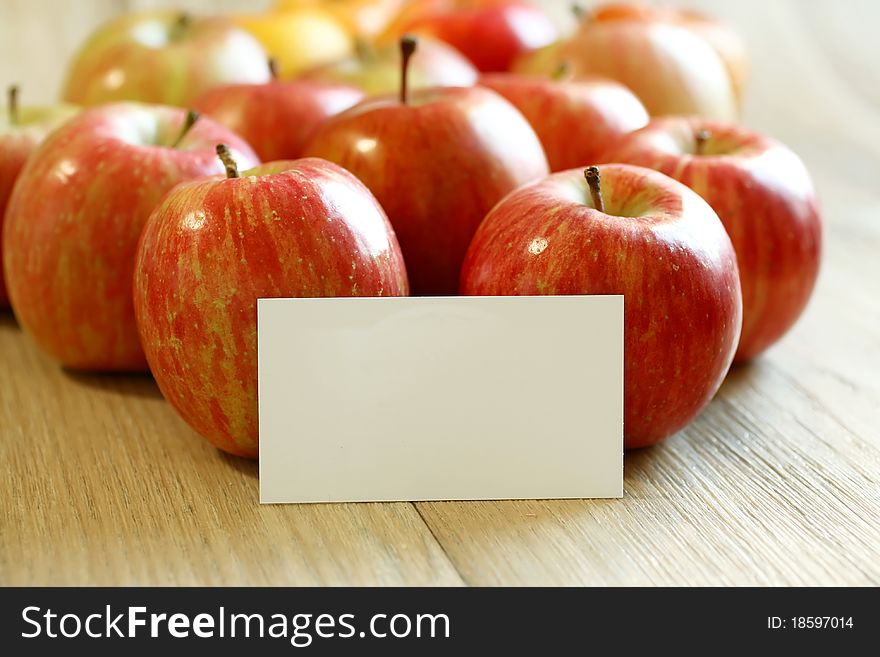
[133,153,409,457]
[194,62,364,161]
[3,104,259,370]
[600,117,822,361]
[0,87,78,308]
[304,36,548,295]
[479,70,648,172]
[461,165,742,448]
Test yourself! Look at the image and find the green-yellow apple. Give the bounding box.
[304,36,548,294]
[134,153,409,457]
[3,104,259,370]
[298,35,477,96]
[62,11,272,107]
[461,164,742,448]
[600,118,822,361]
[0,87,78,308]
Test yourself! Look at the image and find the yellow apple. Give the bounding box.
[232,9,354,78]
[299,36,477,96]
[274,0,407,39]
[511,41,563,76]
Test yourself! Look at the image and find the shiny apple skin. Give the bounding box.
[303,86,549,294]
[193,80,364,161]
[0,104,79,308]
[553,20,737,120]
[591,3,749,105]
[479,72,648,172]
[62,12,271,107]
[298,36,477,96]
[3,103,260,371]
[403,1,558,72]
[461,164,742,448]
[275,0,407,40]
[133,158,409,458]
[601,118,822,361]
[232,10,353,78]
[674,12,748,106]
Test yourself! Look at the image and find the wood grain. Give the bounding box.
[1,0,879,585]
[0,314,464,585]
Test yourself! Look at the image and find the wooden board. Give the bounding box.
[1,0,879,585]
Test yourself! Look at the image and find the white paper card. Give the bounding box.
[258,295,623,503]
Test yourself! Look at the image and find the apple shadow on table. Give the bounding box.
[622,445,657,484]
[621,358,763,482]
[63,368,259,482]
[716,356,765,396]
[62,368,164,400]
[0,310,20,330]
[203,359,762,492]
[217,449,258,480]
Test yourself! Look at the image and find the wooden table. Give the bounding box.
[1,0,879,586]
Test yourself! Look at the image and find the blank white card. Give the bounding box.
[258,295,623,503]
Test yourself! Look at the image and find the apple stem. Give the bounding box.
[355,38,374,62]
[571,3,590,23]
[7,85,18,126]
[552,61,571,81]
[216,144,240,179]
[584,167,605,213]
[172,12,191,40]
[171,109,200,148]
[694,128,711,155]
[268,58,279,79]
[399,35,418,106]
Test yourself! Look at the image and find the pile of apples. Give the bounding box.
[1,1,822,459]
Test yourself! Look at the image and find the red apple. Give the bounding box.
[461,164,742,448]
[298,35,477,96]
[479,70,648,172]
[0,87,78,309]
[3,104,260,371]
[590,3,749,105]
[393,0,559,72]
[303,37,549,294]
[193,64,364,161]
[528,11,737,120]
[62,11,272,107]
[600,118,822,361]
[134,153,409,457]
